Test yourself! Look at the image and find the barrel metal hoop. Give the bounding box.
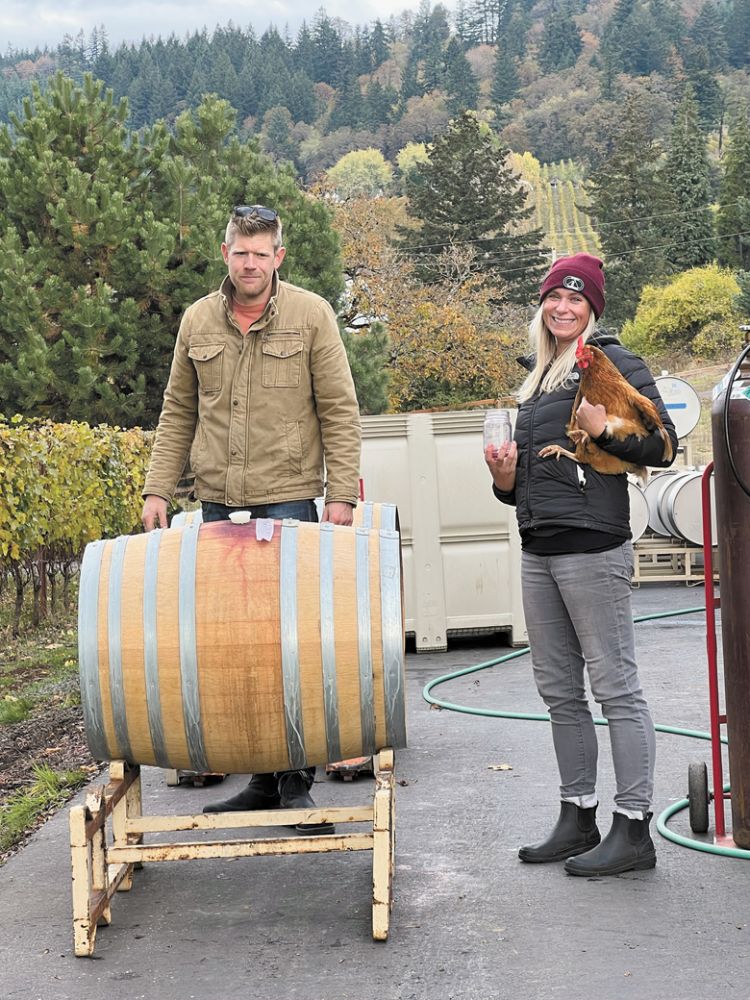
[280,520,306,769]
[380,503,397,532]
[361,501,374,529]
[319,523,341,763]
[143,529,170,767]
[356,527,376,755]
[178,520,209,772]
[379,530,406,748]
[78,541,109,760]
[107,535,133,762]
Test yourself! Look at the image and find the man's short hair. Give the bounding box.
[225,207,283,251]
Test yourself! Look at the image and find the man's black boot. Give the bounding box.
[564,811,657,876]
[278,769,335,835]
[518,801,600,863]
[202,772,280,814]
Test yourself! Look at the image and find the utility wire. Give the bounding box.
[428,229,750,279]
[400,200,743,253]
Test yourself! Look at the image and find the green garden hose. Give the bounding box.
[422,606,750,860]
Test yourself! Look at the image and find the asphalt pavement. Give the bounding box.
[1,582,747,1000]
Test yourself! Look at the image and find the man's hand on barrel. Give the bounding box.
[142,495,169,531]
[322,501,354,526]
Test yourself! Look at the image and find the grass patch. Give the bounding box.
[0,764,88,855]
[0,696,35,725]
[0,614,78,704]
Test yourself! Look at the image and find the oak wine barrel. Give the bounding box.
[78,517,405,774]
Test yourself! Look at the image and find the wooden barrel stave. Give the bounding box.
[78,518,404,774]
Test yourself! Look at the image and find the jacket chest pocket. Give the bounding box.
[262,337,304,388]
[188,343,225,394]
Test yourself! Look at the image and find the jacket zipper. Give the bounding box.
[525,394,541,521]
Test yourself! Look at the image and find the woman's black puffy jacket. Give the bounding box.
[495,335,678,537]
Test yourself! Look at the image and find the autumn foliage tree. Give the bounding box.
[621,265,742,361]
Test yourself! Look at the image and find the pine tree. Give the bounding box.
[0,75,345,427]
[716,109,750,270]
[401,111,546,300]
[689,2,728,71]
[341,322,391,414]
[728,0,750,69]
[491,47,520,108]
[659,88,716,271]
[586,93,668,326]
[683,41,723,130]
[443,37,479,115]
[369,20,392,69]
[312,12,344,86]
[537,4,583,73]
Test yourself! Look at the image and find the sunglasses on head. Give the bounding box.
[233,205,278,222]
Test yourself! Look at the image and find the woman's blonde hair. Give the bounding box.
[517,306,597,403]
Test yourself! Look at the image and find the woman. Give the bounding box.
[486,253,677,876]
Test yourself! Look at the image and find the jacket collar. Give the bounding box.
[220,271,281,328]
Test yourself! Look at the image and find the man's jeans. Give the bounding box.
[201,499,318,524]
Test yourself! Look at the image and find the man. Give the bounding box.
[142,204,361,833]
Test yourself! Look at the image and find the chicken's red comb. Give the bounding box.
[576,336,591,369]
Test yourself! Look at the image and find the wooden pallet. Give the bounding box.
[633,534,716,586]
[70,750,396,956]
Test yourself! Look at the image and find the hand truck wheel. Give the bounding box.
[688,761,710,834]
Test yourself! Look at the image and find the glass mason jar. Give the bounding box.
[483,408,512,450]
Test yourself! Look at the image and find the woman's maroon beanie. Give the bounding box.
[539,253,606,319]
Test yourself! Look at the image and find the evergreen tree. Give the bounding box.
[689,2,728,71]
[260,105,299,166]
[0,74,344,427]
[235,56,262,121]
[659,88,716,271]
[537,4,583,73]
[293,22,317,78]
[491,47,520,108]
[328,66,367,130]
[286,71,317,124]
[411,1,451,60]
[369,20,392,68]
[716,109,750,270]
[401,111,546,300]
[682,42,723,130]
[312,12,344,85]
[586,93,668,326]
[727,0,750,68]
[400,49,424,102]
[365,81,397,127]
[504,6,531,61]
[341,323,391,414]
[463,0,507,45]
[443,37,479,115]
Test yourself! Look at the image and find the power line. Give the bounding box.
[475,229,750,279]
[399,201,743,253]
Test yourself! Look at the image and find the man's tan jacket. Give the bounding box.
[143,274,361,507]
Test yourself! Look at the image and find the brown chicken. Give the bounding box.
[539,337,674,482]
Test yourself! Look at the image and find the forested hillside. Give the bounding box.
[1,0,748,175]
[0,0,749,419]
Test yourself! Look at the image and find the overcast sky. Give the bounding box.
[1,1,415,53]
